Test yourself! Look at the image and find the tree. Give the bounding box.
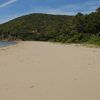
[96,7,100,12]
[73,12,85,33]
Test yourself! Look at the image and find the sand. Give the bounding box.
[0,41,100,100]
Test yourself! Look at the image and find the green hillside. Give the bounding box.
[0,7,100,45]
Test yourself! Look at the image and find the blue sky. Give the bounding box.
[0,0,99,23]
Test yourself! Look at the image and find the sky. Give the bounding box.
[0,0,99,23]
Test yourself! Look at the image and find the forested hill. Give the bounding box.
[0,7,100,45]
[0,14,73,41]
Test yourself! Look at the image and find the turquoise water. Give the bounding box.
[0,41,16,47]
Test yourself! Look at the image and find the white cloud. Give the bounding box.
[0,0,17,8]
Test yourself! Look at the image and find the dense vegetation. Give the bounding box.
[0,7,100,45]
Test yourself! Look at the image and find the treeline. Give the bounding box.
[0,7,100,44]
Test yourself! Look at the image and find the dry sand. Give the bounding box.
[0,41,100,100]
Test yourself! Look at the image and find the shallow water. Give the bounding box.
[0,41,16,47]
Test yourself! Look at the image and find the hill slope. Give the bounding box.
[0,14,73,41]
[0,8,100,44]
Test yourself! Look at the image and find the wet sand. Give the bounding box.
[0,41,100,100]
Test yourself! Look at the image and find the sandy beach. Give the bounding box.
[0,41,100,100]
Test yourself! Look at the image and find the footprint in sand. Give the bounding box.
[29,85,34,88]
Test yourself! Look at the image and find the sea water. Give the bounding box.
[0,41,16,47]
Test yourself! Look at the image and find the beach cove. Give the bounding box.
[0,41,100,100]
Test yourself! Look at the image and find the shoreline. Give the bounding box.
[0,40,100,49]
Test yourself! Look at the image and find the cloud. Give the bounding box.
[0,0,17,8]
